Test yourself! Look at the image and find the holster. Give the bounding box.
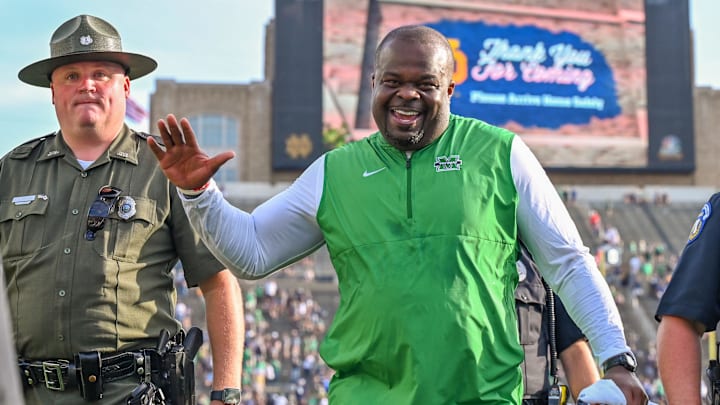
[76,351,103,401]
[707,359,720,405]
[157,347,191,404]
[151,328,202,405]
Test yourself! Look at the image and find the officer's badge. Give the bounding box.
[79,35,93,46]
[688,202,711,244]
[117,196,136,220]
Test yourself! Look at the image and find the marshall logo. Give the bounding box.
[434,155,462,172]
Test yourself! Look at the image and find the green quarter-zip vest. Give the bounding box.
[317,114,523,404]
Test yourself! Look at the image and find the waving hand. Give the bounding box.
[148,114,235,190]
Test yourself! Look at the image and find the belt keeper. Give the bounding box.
[76,352,103,401]
[18,362,36,389]
[141,350,152,383]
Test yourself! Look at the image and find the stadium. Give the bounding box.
[149,0,720,403]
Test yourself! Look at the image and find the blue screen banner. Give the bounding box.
[427,20,620,130]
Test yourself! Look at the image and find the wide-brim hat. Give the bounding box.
[18,14,157,88]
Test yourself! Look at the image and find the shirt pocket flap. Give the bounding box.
[514,279,545,306]
[0,196,49,222]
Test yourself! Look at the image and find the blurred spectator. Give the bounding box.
[589,209,603,240]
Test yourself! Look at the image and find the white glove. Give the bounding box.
[576,379,657,405]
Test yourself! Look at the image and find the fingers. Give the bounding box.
[157,114,186,147]
[157,114,203,150]
[208,151,236,173]
[165,114,185,145]
[156,116,174,147]
[179,117,200,149]
[147,136,165,160]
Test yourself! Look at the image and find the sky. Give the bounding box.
[0,0,275,155]
[0,0,718,157]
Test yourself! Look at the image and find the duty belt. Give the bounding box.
[18,350,157,393]
[522,398,549,405]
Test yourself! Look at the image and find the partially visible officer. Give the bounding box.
[516,248,600,405]
[656,194,720,405]
[0,15,244,404]
[0,261,24,405]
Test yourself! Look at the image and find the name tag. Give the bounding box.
[11,194,48,205]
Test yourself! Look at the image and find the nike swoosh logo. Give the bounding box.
[362,167,387,177]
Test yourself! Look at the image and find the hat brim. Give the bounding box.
[18,51,157,88]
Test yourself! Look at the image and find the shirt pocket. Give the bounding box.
[515,293,545,345]
[91,196,158,261]
[0,195,50,259]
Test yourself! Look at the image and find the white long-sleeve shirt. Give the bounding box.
[181,135,630,365]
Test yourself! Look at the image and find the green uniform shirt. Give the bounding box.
[0,126,224,361]
[317,115,523,404]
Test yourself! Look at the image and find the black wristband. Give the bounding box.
[210,388,241,404]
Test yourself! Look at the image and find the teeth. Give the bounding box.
[394,109,418,116]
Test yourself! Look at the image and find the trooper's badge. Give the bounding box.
[117,196,136,220]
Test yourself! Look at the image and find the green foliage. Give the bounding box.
[322,123,351,150]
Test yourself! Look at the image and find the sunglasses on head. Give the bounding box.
[85,185,122,241]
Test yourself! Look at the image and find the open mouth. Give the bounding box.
[390,108,422,126]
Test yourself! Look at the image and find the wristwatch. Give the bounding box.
[601,351,637,373]
[210,388,242,404]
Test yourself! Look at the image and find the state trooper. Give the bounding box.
[1,14,244,404]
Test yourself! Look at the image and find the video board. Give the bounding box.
[322,0,694,172]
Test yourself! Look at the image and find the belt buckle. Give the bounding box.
[42,360,69,391]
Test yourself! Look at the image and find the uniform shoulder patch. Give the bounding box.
[688,202,712,243]
[135,131,164,146]
[7,133,55,159]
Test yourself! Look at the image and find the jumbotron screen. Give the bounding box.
[322,0,694,172]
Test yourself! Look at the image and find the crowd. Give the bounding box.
[168,195,717,404]
[176,257,336,405]
[584,198,713,404]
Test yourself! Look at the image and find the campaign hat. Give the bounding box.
[18,14,157,87]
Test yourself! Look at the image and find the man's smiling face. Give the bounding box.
[371,35,455,151]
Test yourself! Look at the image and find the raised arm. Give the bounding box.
[150,114,326,281]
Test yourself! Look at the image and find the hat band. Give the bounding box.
[50,37,123,58]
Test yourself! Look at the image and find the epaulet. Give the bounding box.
[134,131,165,147]
[7,133,56,159]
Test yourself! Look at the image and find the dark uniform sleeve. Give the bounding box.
[656,193,720,332]
[553,292,586,353]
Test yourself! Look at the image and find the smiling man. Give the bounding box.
[150,25,647,405]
